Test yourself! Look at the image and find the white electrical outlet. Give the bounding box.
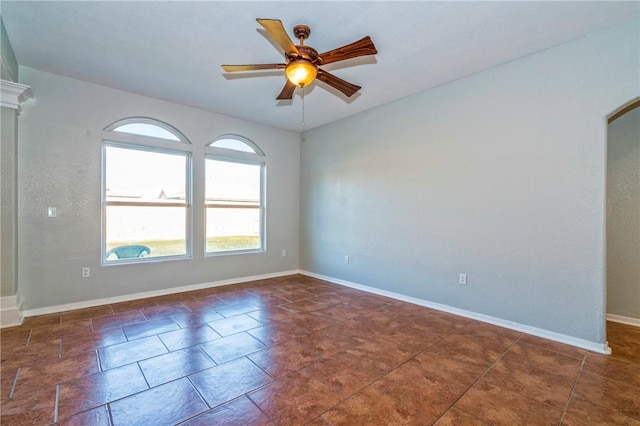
[459,273,467,285]
[82,267,90,278]
[47,207,57,218]
[344,256,349,264]
[282,249,287,257]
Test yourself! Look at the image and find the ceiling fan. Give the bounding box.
[222,19,378,100]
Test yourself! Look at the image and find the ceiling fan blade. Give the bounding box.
[318,36,377,65]
[256,19,300,57]
[316,69,361,97]
[222,64,285,72]
[276,79,297,100]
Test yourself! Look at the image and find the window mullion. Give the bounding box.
[205,204,260,209]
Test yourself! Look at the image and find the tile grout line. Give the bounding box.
[301,331,449,424]
[558,353,587,425]
[8,368,21,400]
[181,301,194,314]
[245,391,273,423]
[306,414,332,426]
[95,348,103,372]
[185,374,212,412]
[106,403,115,426]
[431,332,526,424]
[68,364,150,421]
[245,393,273,425]
[53,384,60,423]
[245,353,274,381]
[136,362,152,390]
[242,319,366,424]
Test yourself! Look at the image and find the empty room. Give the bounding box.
[1,1,639,425]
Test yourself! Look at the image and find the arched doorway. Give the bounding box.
[606,97,640,361]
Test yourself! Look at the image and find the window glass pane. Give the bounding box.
[104,143,189,263]
[106,146,186,202]
[210,138,256,153]
[206,160,260,204]
[113,123,180,141]
[105,205,187,259]
[206,207,261,252]
[205,158,263,253]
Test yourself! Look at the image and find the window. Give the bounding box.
[105,117,189,143]
[205,135,265,254]
[102,119,191,264]
[209,136,263,154]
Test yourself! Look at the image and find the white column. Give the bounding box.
[1,79,30,328]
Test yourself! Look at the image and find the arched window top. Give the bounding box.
[105,117,190,144]
[207,134,265,156]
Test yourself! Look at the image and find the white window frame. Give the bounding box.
[101,119,193,265]
[205,136,266,256]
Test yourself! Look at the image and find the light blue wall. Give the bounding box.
[300,20,639,344]
[17,68,300,311]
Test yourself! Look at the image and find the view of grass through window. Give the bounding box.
[105,236,259,259]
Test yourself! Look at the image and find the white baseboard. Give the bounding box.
[22,270,300,317]
[607,313,640,327]
[301,270,611,355]
[18,268,614,355]
[0,293,24,328]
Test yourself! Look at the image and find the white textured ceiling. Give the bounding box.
[2,1,638,132]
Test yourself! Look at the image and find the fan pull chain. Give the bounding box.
[301,85,306,129]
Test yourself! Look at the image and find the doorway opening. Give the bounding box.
[606,97,640,362]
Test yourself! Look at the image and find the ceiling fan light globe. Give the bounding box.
[285,60,317,87]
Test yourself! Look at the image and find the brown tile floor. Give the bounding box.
[1,274,639,425]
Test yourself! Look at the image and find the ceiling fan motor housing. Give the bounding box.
[296,46,320,63]
[293,24,311,41]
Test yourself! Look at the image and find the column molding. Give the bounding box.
[0,79,31,113]
[0,294,23,328]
